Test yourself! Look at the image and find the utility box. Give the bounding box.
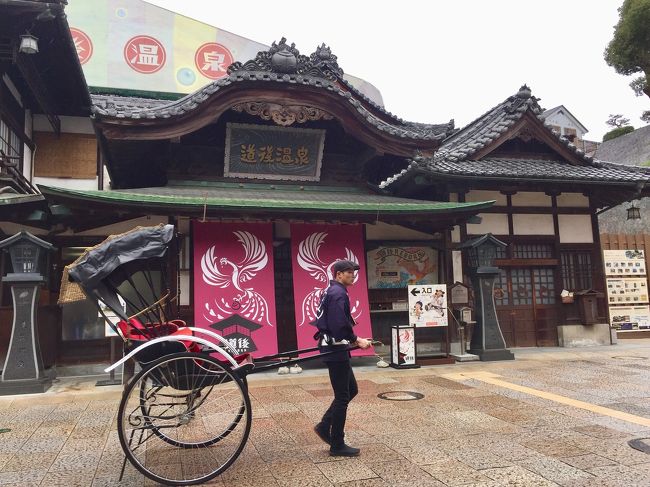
[575,289,604,325]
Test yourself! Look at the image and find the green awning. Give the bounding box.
[40,183,494,216]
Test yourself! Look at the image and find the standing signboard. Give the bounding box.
[407,284,448,327]
[390,325,419,369]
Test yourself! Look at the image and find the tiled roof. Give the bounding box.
[412,157,650,183]
[91,95,169,116]
[379,86,650,189]
[90,39,454,142]
[39,183,494,215]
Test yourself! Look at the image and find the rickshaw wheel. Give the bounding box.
[118,352,252,486]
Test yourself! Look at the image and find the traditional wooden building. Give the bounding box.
[40,39,493,362]
[380,85,650,346]
[5,31,650,367]
[0,0,91,368]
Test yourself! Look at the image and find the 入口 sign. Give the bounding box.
[408,284,448,327]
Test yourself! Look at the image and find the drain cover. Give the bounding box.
[628,438,650,453]
[377,391,424,401]
[612,356,647,360]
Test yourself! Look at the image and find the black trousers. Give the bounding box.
[321,360,358,448]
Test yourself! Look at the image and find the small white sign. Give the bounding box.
[408,284,448,327]
[99,295,126,337]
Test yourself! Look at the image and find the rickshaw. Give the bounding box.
[60,224,366,486]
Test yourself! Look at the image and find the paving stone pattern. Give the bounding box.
[1,342,650,486]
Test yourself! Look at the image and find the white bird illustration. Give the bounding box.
[201,231,273,326]
[296,232,361,326]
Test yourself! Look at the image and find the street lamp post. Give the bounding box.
[0,231,54,394]
[458,233,514,361]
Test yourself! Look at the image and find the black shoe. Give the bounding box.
[314,423,331,445]
[329,444,360,457]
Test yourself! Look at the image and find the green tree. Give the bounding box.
[605,0,650,97]
[605,0,650,123]
[606,114,631,127]
[603,125,635,141]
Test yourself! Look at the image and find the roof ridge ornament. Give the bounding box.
[516,84,532,99]
[227,37,344,81]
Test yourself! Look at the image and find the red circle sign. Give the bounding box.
[194,42,233,80]
[70,28,93,65]
[124,35,166,74]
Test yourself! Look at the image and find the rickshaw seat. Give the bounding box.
[116,319,253,365]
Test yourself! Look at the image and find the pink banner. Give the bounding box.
[290,224,374,356]
[193,222,277,357]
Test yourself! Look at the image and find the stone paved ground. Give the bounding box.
[2,341,650,486]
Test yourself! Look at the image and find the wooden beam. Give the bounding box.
[15,52,60,135]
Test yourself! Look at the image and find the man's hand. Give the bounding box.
[355,338,372,349]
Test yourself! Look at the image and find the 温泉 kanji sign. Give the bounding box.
[225,123,325,181]
[193,222,278,357]
[290,224,374,356]
[408,284,448,327]
[195,42,233,80]
[124,35,166,74]
[70,28,93,65]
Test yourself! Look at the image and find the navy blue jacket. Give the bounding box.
[316,281,357,362]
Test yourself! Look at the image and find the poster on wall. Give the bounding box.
[603,249,646,276]
[367,246,438,289]
[610,305,650,330]
[407,284,448,327]
[193,222,278,357]
[290,224,374,356]
[606,278,649,304]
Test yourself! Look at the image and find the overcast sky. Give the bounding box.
[146,0,647,141]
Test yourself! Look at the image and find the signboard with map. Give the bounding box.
[367,246,438,289]
[610,305,650,330]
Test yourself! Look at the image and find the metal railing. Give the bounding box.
[0,149,39,195]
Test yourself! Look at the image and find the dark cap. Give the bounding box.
[332,259,360,276]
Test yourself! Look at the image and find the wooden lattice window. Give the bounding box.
[560,251,593,291]
[512,244,554,259]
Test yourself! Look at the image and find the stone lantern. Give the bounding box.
[458,233,514,361]
[0,231,54,394]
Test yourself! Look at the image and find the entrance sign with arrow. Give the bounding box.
[407,284,448,327]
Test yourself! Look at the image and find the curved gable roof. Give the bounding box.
[379,85,649,191]
[92,38,454,155]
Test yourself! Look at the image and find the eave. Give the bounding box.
[93,83,444,157]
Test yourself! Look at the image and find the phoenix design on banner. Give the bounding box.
[297,232,361,326]
[200,231,273,326]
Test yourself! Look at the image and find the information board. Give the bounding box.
[603,249,646,276]
[610,305,650,330]
[606,278,649,304]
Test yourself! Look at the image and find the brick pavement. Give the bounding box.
[2,341,650,486]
